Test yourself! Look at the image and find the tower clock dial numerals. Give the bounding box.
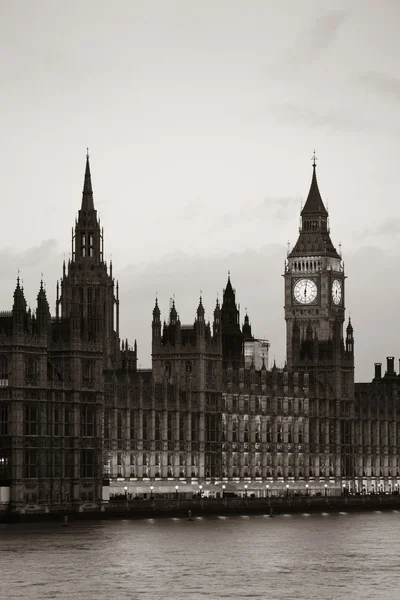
[332,279,342,305]
[293,279,317,305]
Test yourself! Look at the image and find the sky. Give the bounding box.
[0,0,400,381]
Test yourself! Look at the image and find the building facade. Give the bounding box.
[1,154,399,512]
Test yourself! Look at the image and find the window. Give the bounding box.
[167,412,173,442]
[25,356,39,385]
[117,412,123,440]
[104,411,110,439]
[0,405,8,436]
[191,413,198,442]
[277,422,282,444]
[179,413,185,442]
[89,234,94,258]
[81,406,95,437]
[80,449,95,478]
[64,406,72,437]
[142,411,148,441]
[24,450,38,478]
[82,360,94,386]
[155,413,161,441]
[130,410,135,441]
[25,404,38,436]
[54,407,62,437]
[81,234,86,258]
[0,355,8,387]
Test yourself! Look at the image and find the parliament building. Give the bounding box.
[0,154,399,512]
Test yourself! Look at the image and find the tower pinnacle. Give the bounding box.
[81,150,94,211]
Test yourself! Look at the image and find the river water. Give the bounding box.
[1,511,400,600]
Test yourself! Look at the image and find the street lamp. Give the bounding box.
[175,484,179,499]
[342,483,346,496]
[199,484,203,498]
[396,483,399,495]
[266,484,269,498]
[305,483,309,496]
[124,485,128,510]
[222,484,226,498]
[286,484,289,497]
[324,483,328,497]
[150,485,154,499]
[244,484,248,498]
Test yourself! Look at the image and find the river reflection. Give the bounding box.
[1,511,400,600]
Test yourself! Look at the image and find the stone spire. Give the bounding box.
[81,149,94,211]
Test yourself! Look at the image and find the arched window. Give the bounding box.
[0,355,8,387]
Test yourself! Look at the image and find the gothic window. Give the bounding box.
[81,234,86,258]
[154,413,161,441]
[243,418,249,443]
[0,405,8,436]
[25,404,38,436]
[24,450,38,478]
[80,449,95,478]
[266,421,271,444]
[142,411,148,441]
[82,360,94,386]
[117,412,123,440]
[191,413,197,442]
[54,407,62,437]
[277,422,282,444]
[130,410,135,441]
[89,234,94,257]
[64,406,72,437]
[0,355,8,387]
[81,406,95,437]
[179,413,185,441]
[167,412,173,441]
[298,425,303,444]
[104,411,110,439]
[165,362,171,379]
[185,360,192,375]
[25,356,39,385]
[288,425,293,444]
[232,416,238,443]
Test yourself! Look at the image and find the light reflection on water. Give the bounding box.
[1,512,400,600]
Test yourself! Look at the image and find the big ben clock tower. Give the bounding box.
[284,154,350,371]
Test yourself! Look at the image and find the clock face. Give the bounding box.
[332,279,342,305]
[293,279,318,305]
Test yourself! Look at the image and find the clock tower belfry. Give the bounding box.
[284,155,347,371]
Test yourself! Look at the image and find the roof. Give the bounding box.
[301,165,328,216]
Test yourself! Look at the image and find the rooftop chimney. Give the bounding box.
[374,363,382,380]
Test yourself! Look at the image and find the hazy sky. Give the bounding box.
[1,0,400,381]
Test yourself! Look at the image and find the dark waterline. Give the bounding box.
[1,511,400,600]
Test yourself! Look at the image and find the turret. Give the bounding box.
[12,276,27,332]
[345,317,354,357]
[152,297,161,341]
[242,311,253,341]
[195,296,205,337]
[213,297,221,338]
[221,273,244,368]
[36,279,51,336]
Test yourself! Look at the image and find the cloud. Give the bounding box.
[356,218,400,240]
[280,10,347,74]
[273,104,370,133]
[205,196,300,231]
[358,71,400,103]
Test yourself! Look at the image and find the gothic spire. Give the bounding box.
[81,149,94,212]
[301,152,328,217]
